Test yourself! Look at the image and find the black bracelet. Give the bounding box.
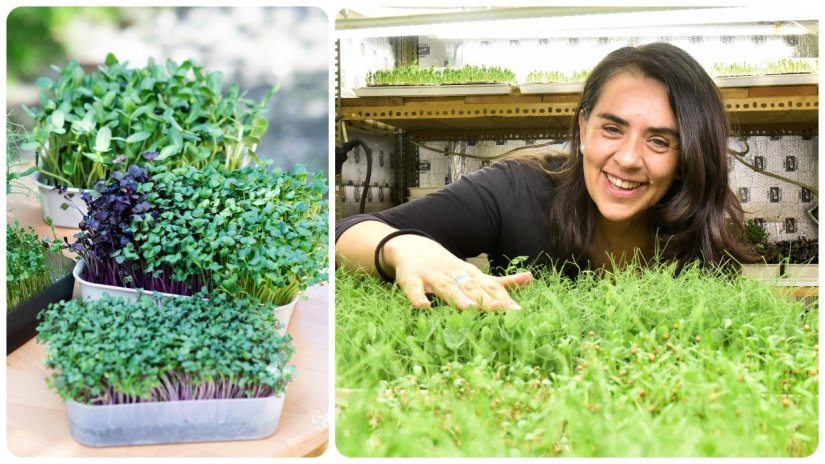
[374,229,435,282]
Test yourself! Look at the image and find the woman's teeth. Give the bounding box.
[607,173,641,190]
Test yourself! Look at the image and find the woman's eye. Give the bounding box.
[650,138,671,149]
[602,126,621,135]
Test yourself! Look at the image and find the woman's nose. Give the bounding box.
[613,137,644,169]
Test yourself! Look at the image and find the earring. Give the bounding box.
[580,144,586,154]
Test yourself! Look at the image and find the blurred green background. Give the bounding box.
[7,7,122,86]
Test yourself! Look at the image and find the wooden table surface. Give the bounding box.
[5,176,330,457]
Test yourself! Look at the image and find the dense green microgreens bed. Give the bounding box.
[366,64,517,86]
[37,292,295,405]
[335,262,818,457]
[71,162,328,305]
[711,58,818,77]
[23,53,276,189]
[525,69,590,84]
[124,163,328,304]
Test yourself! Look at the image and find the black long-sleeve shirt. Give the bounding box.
[335,159,565,275]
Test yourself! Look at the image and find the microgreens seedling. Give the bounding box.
[22,53,278,189]
[367,64,517,86]
[72,161,328,305]
[336,260,818,457]
[37,292,295,405]
[6,220,67,310]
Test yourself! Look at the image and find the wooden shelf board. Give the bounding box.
[339,86,818,138]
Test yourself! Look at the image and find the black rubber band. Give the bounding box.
[374,229,435,282]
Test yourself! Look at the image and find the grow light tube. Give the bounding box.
[336,6,817,39]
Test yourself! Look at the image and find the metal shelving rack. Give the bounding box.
[340,83,818,142]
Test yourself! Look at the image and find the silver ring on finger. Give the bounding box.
[452,273,473,286]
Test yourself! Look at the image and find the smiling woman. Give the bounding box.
[548,42,751,275]
[579,72,681,268]
[335,42,755,310]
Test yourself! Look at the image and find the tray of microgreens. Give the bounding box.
[37,292,295,446]
[335,260,818,457]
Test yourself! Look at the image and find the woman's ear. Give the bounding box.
[578,110,587,149]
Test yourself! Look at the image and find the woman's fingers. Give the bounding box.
[397,265,532,311]
[398,275,432,309]
[445,271,527,311]
[446,276,489,310]
[494,271,534,288]
[477,278,524,310]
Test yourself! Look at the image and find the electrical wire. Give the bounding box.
[405,137,566,160]
[727,137,817,196]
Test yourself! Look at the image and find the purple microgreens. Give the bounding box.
[70,164,156,288]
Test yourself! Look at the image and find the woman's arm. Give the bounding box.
[335,160,546,310]
[336,219,531,310]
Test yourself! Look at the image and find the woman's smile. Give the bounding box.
[605,172,645,192]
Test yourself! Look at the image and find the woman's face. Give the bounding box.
[579,71,680,227]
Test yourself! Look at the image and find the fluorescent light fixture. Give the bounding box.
[336,7,818,39]
[436,22,812,40]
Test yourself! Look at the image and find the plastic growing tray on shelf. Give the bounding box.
[65,394,286,447]
[354,83,513,97]
[73,259,299,332]
[518,82,585,94]
[712,73,818,88]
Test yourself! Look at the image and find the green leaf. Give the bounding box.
[191,146,212,161]
[82,151,106,163]
[49,110,65,130]
[102,90,117,107]
[104,52,119,67]
[262,83,280,105]
[35,76,55,89]
[249,117,269,138]
[125,131,151,144]
[207,71,223,95]
[168,126,183,148]
[71,111,96,135]
[130,105,153,120]
[94,126,112,153]
[157,145,180,161]
[165,58,179,76]
[61,156,76,176]
[19,141,40,151]
[442,329,466,351]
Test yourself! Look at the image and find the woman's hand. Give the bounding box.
[382,233,533,310]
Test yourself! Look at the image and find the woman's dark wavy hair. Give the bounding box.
[544,42,754,272]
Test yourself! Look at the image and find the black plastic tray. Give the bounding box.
[6,255,75,353]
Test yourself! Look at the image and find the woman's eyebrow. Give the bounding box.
[596,111,679,138]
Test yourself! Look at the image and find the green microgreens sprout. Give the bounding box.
[367,64,517,86]
[118,162,328,305]
[37,291,296,405]
[21,53,278,189]
[336,259,818,457]
[6,220,67,310]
